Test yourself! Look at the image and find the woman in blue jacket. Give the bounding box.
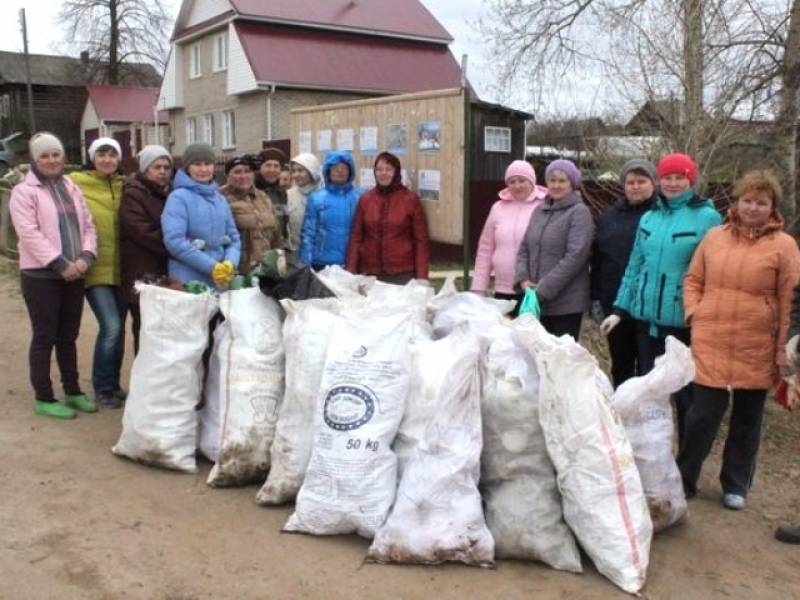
[161,143,241,289]
[299,150,360,269]
[601,153,721,444]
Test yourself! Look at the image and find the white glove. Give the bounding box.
[786,335,800,370]
[599,314,621,335]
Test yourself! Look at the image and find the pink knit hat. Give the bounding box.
[505,160,536,187]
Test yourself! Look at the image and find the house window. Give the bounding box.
[203,113,214,145]
[186,117,197,144]
[213,32,228,72]
[189,43,202,78]
[222,110,236,149]
[484,126,512,153]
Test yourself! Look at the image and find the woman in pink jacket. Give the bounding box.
[10,132,98,419]
[471,160,547,314]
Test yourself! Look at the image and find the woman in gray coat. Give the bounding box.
[515,159,594,339]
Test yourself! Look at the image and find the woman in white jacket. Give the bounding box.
[286,153,321,262]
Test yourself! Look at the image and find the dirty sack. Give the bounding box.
[368,329,494,566]
[314,264,375,299]
[283,309,413,538]
[611,336,694,532]
[199,288,285,487]
[112,284,218,472]
[428,279,515,339]
[256,297,344,504]
[479,323,582,572]
[514,315,652,595]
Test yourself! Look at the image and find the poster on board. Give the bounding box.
[317,130,332,152]
[360,168,376,189]
[417,121,441,152]
[360,126,378,155]
[337,129,354,151]
[386,124,407,155]
[298,131,312,154]
[418,169,440,202]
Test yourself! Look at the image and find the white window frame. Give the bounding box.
[222,110,236,150]
[186,117,197,144]
[213,32,228,72]
[189,43,202,79]
[203,113,214,146]
[484,126,512,153]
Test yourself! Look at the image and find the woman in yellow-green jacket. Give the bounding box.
[69,137,126,408]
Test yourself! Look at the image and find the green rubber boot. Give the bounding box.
[64,393,98,413]
[34,399,76,420]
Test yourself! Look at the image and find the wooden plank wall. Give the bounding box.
[290,88,466,245]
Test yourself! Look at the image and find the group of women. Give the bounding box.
[473,150,800,524]
[9,130,800,540]
[9,134,430,418]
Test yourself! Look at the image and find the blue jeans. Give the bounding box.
[85,285,125,394]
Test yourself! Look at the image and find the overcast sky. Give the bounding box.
[0,0,504,106]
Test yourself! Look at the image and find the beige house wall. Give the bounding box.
[168,30,380,157]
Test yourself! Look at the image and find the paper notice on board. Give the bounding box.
[299,131,312,154]
[317,130,332,152]
[360,127,378,155]
[386,124,407,155]
[337,129,354,151]
[360,168,376,189]
[418,169,440,202]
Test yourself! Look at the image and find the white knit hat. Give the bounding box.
[138,144,172,173]
[29,132,64,161]
[290,152,321,183]
[88,136,122,161]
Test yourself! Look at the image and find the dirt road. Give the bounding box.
[1,262,799,599]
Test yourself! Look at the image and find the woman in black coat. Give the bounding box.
[590,159,657,387]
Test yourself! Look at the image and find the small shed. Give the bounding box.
[289,88,531,263]
[81,85,169,167]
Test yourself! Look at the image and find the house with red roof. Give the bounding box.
[158,0,465,157]
[81,85,169,163]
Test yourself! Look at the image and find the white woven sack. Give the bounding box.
[202,288,285,487]
[514,315,653,594]
[611,336,694,532]
[256,297,343,504]
[284,309,413,538]
[112,284,218,473]
[369,330,494,566]
[480,323,582,572]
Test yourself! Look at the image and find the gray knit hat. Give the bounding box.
[182,142,216,167]
[138,144,172,173]
[619,159,657,186]
[29,132,64,161]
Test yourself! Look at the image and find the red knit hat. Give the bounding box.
[657,153,697,186]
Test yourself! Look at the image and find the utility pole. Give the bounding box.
[19,9,36,134]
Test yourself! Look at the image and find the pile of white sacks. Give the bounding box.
[112,268,695,595]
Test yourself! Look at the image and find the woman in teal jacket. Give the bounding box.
[601,153,721,443]
[299,150,360,269]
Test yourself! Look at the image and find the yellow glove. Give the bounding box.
[212,261,235,288]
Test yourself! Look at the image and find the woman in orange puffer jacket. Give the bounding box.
[678,170,800,511]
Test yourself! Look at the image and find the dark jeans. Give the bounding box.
[608,317,640,387]
[376,272,415,285]
[128,303,141,356]
[85,285,125,394]
[20,275,85,400]
[494,291,522,318]
[635,321,693,445]
[677,384,767,497]
[540,313,583,340]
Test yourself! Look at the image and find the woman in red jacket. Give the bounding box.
[346,152,429,283]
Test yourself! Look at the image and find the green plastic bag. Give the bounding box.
[518,288,541,318]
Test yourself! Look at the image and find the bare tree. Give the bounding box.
[480,0,800,224]
[59,0,171,85]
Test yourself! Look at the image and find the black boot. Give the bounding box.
[775,524,800,544]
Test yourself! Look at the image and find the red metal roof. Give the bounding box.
[236,22,463,94]
[86,85,168,123]
[229,0,452,42]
